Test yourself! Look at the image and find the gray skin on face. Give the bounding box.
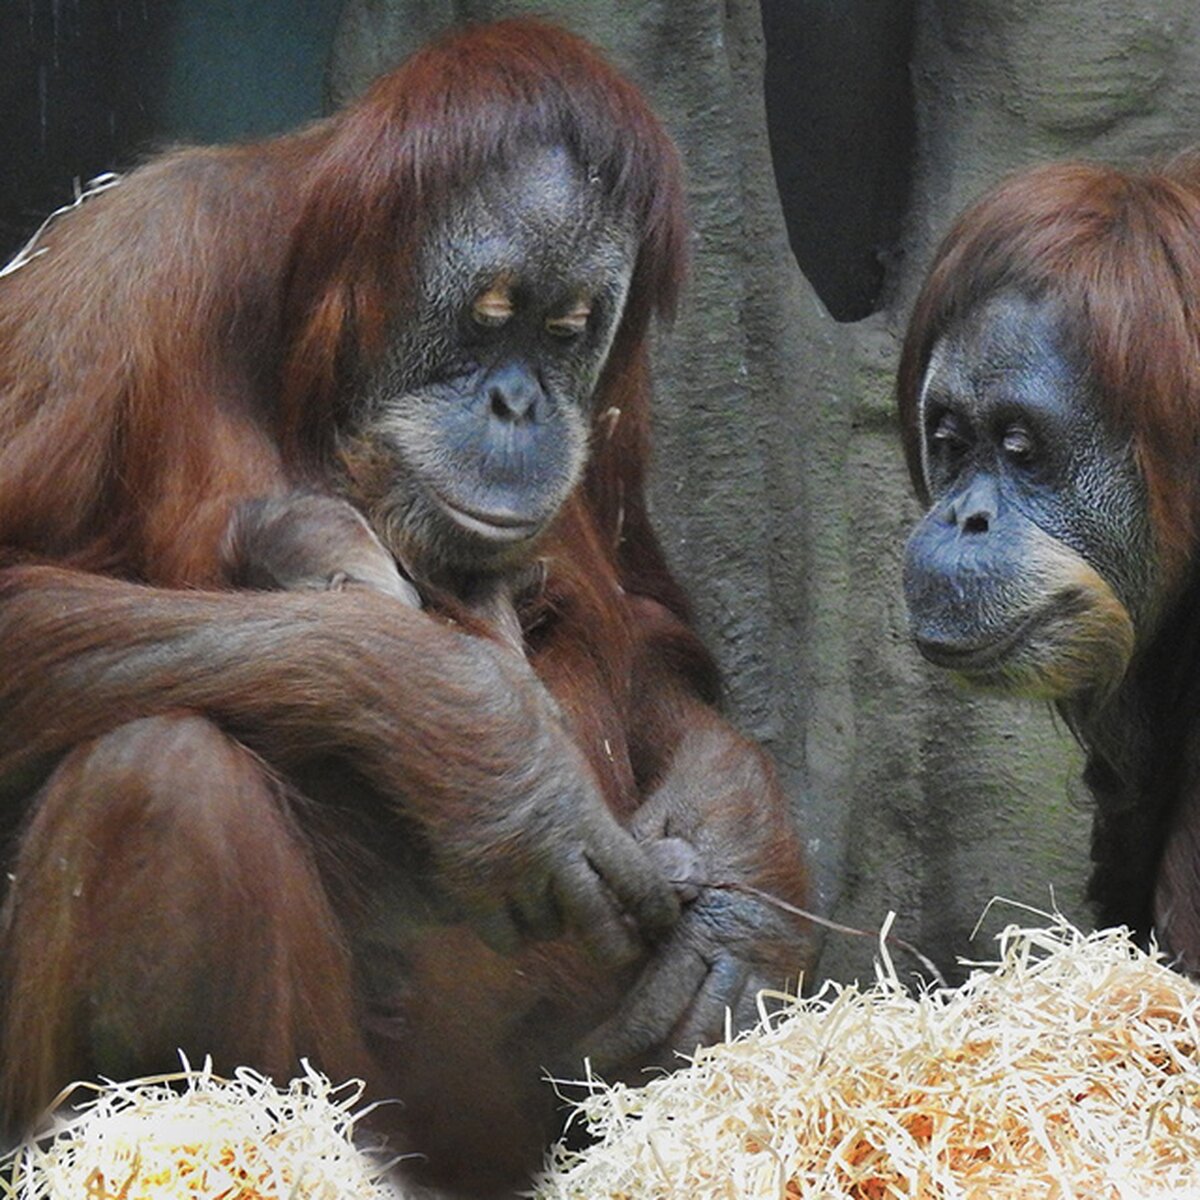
[337,144,636,584]
[904,290,1159,698]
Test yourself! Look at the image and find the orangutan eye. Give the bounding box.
[1002,425,1035,464]
[930,410,966,454]
[471,284,514,328]
[546,300,591,339]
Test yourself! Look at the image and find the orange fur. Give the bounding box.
[0,19,808,1194]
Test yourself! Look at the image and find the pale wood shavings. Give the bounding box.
[0,1059,406,1200]
[536,915,1200,1200]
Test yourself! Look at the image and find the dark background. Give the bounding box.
[2,1,915,325]
[0,1,342,255]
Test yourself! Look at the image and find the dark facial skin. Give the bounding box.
[904,291,1157,699]
[337,143,635,584]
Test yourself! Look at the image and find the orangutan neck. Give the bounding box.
[1071,598,1200,947]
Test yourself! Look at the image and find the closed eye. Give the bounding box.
[471,284,514,329]
[546,300,591,339]
[1001,424,1035,464]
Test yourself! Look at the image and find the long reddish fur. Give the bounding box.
[0,17,806,1191]
[0,16,710,791]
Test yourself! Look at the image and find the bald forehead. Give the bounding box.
[478,144,602,228]
[919,291,1096,445]
[925,292,1069,398]
[426,144,634,291]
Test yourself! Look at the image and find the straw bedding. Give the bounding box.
[3,915,1198,1199]
[535,913,1200,1199]
[0,1061,400,1200]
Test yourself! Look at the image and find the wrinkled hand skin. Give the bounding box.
[218,499,680,965]
[577,707,812,1073]
[414,649,682,964]
[224,492,422,606]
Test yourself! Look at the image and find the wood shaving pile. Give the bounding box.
[0,1060,404,1200]
[536,914,1200,1199]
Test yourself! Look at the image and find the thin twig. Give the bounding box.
[695,878,949,989]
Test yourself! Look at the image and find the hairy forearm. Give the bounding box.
[0,564,541,814]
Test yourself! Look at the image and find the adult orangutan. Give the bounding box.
[0,17,811,1196]
[898,154,1200,976]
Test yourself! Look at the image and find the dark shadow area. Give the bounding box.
[0,2,171,258]
[761,0,916,323]
[0,0,343,261]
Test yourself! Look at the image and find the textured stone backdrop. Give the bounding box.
[331,0,1200,983]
